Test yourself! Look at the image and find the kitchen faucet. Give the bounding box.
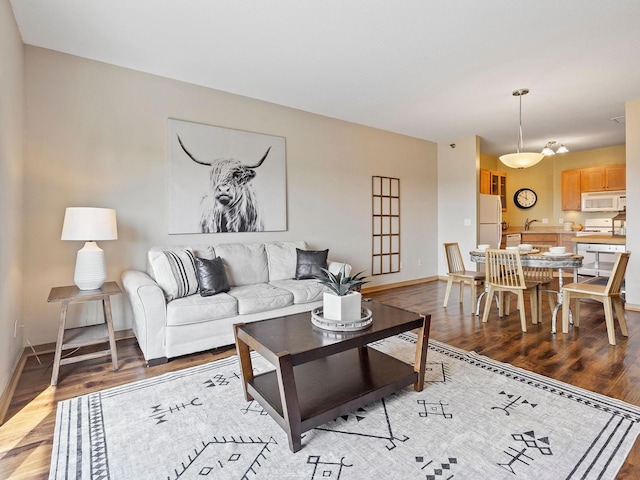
[524,218,539,231]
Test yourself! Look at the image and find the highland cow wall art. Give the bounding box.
[168,119,287,234]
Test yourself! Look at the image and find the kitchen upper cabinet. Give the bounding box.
[561,169,582,211]
[480,168,491,195]
[581,164,626,192]
[604,164,626,190]
[480,169,507,211]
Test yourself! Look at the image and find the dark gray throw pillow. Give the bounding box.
[295,248,329,280]
[194,256,230,296]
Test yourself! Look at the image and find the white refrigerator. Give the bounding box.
[479,194,502,249]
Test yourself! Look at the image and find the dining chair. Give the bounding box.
[482,249,542,332]
[443,242,485,310]
[561,251,631,345]
[524,244,556,311]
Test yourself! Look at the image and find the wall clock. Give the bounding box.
[514,188,537,209]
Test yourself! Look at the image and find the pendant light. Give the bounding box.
[499,89,544,169]
[542,140,570,156]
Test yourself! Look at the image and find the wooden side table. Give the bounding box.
[48,281,122,386]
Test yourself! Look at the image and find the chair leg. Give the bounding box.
[470,281,477,312]
[443,277,454,308]
[529,288,537,325]
[504,292,511,316]
[574,299,581,327]
[613,297,628,337]
[498,292,511,317]
[458,280,464,304]
[517,291,527,332]
[562,291,572,333]
[603,298,617,346]
[530,286,541,325]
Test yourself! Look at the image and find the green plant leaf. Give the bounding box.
[317,265,369,296]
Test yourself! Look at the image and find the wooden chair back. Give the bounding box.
[485,249,526,290]
[443,242,466,274]
[604,252,631,296]
[523,245,554,283]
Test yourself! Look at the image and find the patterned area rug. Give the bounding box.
[49,333,640,479]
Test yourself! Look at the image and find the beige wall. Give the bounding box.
[485,146,625,230]
[0,0,25,400]
[625,99,640,307]
[437,136,479,276]
[479,153,498,171]
[22,46,438,346]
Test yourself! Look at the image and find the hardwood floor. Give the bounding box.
[1,279,639,478]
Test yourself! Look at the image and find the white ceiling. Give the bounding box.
[9,0,640,157]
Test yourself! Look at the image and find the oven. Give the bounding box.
[574,218,625,277]
[575,242,625,277]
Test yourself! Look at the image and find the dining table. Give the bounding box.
[469,249,583,333]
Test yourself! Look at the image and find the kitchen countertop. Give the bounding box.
[570,235,626,245]
[502,227,582,235]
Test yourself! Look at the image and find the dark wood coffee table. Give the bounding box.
[233,300,431,452]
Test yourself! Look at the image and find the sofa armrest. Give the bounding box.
[121,270,168,365]
[327,261,352,276]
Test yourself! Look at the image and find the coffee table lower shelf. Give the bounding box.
[248,347,417,448]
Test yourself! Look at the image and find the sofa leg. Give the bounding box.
[147,357,168,367]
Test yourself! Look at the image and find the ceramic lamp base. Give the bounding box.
[74,241,107,290]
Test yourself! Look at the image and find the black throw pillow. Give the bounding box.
[194,257,230,296]
[295,248,329,280]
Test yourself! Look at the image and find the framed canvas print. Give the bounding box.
[168,119,287,234]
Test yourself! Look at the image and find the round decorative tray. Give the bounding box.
[311,307,373,332]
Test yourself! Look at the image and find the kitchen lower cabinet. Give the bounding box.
[520,233,558,248]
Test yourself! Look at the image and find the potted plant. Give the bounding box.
[317,264,368,321]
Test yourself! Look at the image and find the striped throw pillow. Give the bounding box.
[150,249,199,301]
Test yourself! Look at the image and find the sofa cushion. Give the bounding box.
[147,245,215,279]
[227,284,293,315]
[148,248,199,301]
[214,243,269,287]
[166,292,238,326]
[265,241,307,281]
[269,279,326,304]
[295,248,329,280]
[195,257,231,296]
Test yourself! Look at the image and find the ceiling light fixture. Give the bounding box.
[541,141,570,156]
[499,88,544,169]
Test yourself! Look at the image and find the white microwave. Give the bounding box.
[581,191,626,212]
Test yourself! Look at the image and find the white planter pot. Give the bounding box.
[323,291,362,321]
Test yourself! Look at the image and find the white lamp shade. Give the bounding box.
[61,207,118,241]
[541,146,556,156]
[499,152,544,169]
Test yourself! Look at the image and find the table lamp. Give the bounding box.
[61,207,118,290]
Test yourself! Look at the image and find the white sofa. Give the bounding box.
[121,241,349,365]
